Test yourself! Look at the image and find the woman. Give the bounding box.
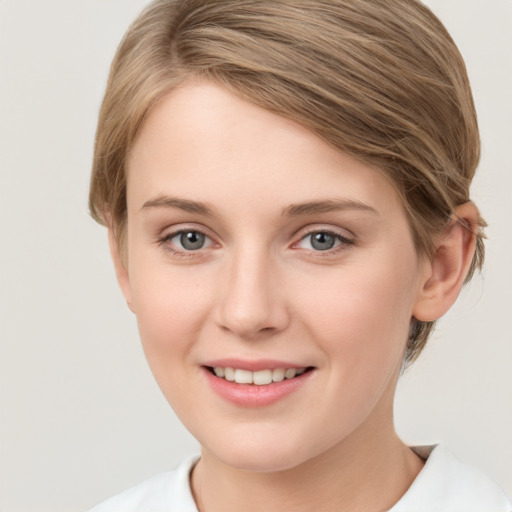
[88,1,511,510]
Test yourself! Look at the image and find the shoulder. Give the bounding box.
[390,445,512,512]
[88,455,199,512]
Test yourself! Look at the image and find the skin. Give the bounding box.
[111,81,478,511]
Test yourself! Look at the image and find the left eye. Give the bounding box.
[169,230,211,251]
[297,231,347,251]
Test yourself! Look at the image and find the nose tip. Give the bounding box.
[215,254,289,340]
[218,297,280,339]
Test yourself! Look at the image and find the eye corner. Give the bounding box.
[292,228,355,255]
[155,225,220,259]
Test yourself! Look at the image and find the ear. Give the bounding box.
[108,227,135,313]
[413,202,479,322]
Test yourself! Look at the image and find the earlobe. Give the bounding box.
[413,202,478,322]
[108,228,135,313]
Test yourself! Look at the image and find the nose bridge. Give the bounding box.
[216,241,288,338]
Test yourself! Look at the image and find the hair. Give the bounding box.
[89,0,485,366]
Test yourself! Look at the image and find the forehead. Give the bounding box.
[126,81,403,220]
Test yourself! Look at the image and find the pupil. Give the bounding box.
[180,231,205,250]
[311,232,335,251]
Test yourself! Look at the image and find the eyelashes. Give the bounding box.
[157,226,355,259]
[157,229,214,258]
[168,231,212,251]
[293,230,354,253]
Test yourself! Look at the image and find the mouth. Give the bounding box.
[205,366,314,386]
[202,362,316,407]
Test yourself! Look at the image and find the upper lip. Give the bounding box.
[202,358,313,372]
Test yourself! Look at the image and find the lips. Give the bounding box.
[202,360,315,407]
[210,366,307,385]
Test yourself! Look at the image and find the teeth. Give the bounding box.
[253,369,272,385]
[212,366,307,386]
[234,369,253,384]
[272,368,285,382]
[284,368,296,379]
[224,367,235,382]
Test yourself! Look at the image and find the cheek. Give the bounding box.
[129,266,218,420]
[288,262,418,436]
[129,262,213,372]
[295,258,417,369]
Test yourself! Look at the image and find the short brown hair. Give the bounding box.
[89,0,486,366]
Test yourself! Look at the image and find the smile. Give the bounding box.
[209,366,308,386]
[203,363,315,407]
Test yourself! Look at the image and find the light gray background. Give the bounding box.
[0,1,511,511]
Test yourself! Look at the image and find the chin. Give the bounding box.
[201,429,327,473]
[218,449,309,473]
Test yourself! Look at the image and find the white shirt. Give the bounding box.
[88,445,512,511]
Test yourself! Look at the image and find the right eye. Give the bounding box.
[301,231,339,251]
[167,230,212,251]
[295,230,353,253]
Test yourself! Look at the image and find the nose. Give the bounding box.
[214,245,290,340]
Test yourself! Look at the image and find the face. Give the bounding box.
[117,81,429,472]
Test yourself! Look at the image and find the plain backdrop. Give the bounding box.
[0,1,511,511]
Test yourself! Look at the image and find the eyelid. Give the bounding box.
[157,223,220,256]
[290,225,355,253]
[169,230,213,250]
[158,222,216,239]
[291,224,355,243]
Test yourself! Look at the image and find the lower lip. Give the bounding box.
[203,367,314,407]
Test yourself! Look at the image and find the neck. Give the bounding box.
[191,416,424,512]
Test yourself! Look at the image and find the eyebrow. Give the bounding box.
[141,196,214,216]
[281,199,379,217]
[141,195,378,218]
